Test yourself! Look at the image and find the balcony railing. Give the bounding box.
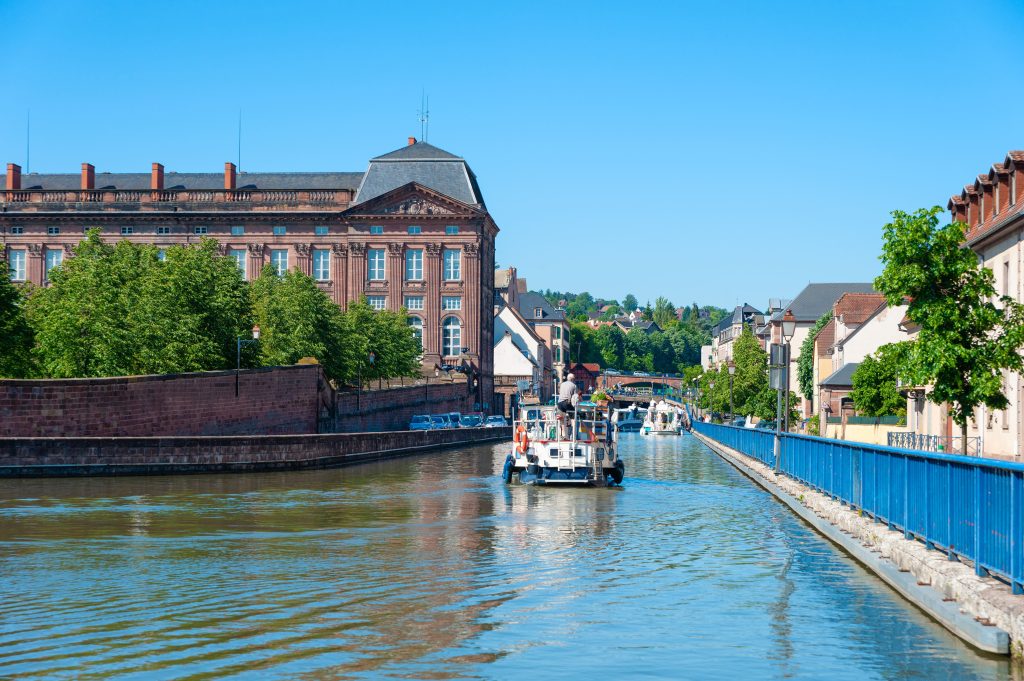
[0,189,351,210]
[887,431,980,456]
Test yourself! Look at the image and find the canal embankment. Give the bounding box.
[0,426,511,477]
[691,429,1024,656]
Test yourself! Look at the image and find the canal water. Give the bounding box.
[0,433,1017,679]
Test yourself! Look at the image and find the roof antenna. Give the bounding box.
[25,110,30,174]
[418,90,430,142]
[237,109,242,172]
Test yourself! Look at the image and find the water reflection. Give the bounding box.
[0,434,1018,679]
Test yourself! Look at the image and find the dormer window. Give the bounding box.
[534,307,542,318]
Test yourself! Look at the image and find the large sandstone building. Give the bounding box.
[1,138,497,408]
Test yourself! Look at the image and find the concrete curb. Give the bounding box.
[693,431,1014,656]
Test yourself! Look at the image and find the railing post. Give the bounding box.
[886,453,893,530]
[975,465,988,577]
[947,461,955,560]
[1013,471,1021,592]
[904,455,912,540]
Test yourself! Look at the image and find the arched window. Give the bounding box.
[407,316,423,349]
[442,317,462,358]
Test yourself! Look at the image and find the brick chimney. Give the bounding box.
[995,165,1010,213]
[408,137,417,146]
[151,163,164,191]
[224,162,236,191]
[6,163,21,191]
[81,163,95,191]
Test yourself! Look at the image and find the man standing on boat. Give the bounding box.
[557,373,579,438]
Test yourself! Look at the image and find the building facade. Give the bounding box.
[947,151,1024,457]
[2,139,497,406]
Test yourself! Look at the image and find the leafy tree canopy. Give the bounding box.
[798,311,833,400]
[850,344,907,418]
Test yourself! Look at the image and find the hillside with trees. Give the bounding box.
[541,289,727,373]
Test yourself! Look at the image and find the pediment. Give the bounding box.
[344,182,481,218]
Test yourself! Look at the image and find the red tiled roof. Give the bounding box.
[1007,151,1024,163]
[815,318,836,358]
[833,293,887,325]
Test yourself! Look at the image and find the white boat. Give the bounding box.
[501,398,625,486]
[641,400,683,435]
[611,406,646,432]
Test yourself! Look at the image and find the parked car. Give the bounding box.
[634,371,651,377]
[755,420,776,430]
[447,412,463,428]
[430,414,449,429]
[409,415,433,431]
[460,413,484,428]
[730,416,746,427]
[484,415,508,428]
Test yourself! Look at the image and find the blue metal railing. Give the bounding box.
[692,421,1024,594]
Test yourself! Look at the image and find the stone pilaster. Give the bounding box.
[331,243,348,307]
[348,242,366,303]
[295,243,312,277]
[247,243,265,280]
[27,243,43,286]
[463,241,480,363]
[425,243,443,363]
[387,243,404,312]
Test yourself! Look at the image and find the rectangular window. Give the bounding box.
[445,225,459,235]
[8,250,26,281]
[194,226,208,235]
[273,226,287,236]
[121,226,134,235]
[270,249,288,275]
[231,225,245,236]
[315,226,329,236]
[157,226,171,235]
[229,249,246,277]
[405,249,423,280]
[443,249,461,280]
[442,296,462,311]
[1004,262,1010,297]
[368,295,386,310]
[405,295,424,310]
[368,248,385,280]
[313,249,330,281]
[408,226,421,235]
[45,249,63,279]
[370,225,384,235]
[157,249,166,261]
[10,227,23,235]
[554,326,562,340]
[48,226,60,236]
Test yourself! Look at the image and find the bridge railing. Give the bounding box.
[692,421,1024,594]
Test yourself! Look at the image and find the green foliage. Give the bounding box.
[851,345,907,418]
[17,232,419,384]
[652,296,677,329]
[27,233,251,378]
[623,294,638,311]
[875,207,1024,451]
[798,311,832,400]
[806,414,820,436]
[0,259,35,378]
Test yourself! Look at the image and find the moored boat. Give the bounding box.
[501,397,625,487]
[640,399,683,435]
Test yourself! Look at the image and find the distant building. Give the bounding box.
[709,303,762,367]
[2,139,498,406]
[568,362,602,394]
[516,291,569,388]
[493,303,552,416]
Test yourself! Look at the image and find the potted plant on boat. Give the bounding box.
[591,389,611,406]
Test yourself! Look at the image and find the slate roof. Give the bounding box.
[785,283,877,321]
[517,292,565,322]
[3,171,364,191]
[354,141,485,208]
[820,362,860,388]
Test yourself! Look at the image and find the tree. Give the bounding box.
[623,293,638,312]
[851,344,907,419]
[797,311,832,401]
[250,266,350,382]
[875,207,1024,454]
[0,257,35,378]
[594,324,625,368]
[653,296,677,329]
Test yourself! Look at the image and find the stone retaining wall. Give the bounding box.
[0,365,325,437]
[0,427,511,477]
[334,382,475,432]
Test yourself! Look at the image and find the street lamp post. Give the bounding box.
[774,312,797,473]
[782,312,797,433]
[709,381,715,421]
[235,325,260,397]
[728,361,736,420]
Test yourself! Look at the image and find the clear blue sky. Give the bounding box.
[3,1,1023,310]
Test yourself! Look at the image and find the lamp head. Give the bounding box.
[728,362,736,376]
[251,325,261,340]
[782,311,797,342]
